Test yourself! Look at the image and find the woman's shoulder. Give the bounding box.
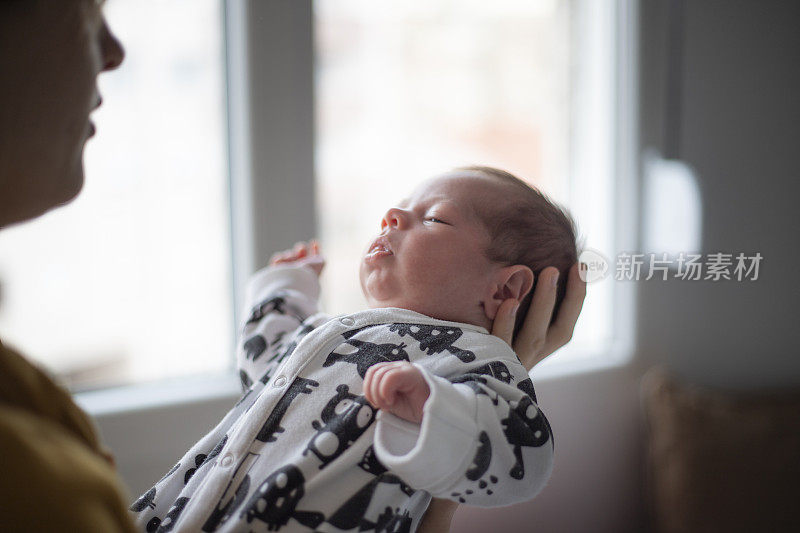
[0,340,136,532]
[0,339,100,450]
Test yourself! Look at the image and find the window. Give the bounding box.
[0,0,635,397]
[314,0,634,367]
[0,0,232,390]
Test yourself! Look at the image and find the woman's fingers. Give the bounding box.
[542,262,586,357]
[514,266,559,369]
[490,298,519,347]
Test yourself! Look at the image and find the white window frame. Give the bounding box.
[75,0,639,497]
[535,0,639,379]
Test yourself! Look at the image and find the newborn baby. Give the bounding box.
[131,166,577,533]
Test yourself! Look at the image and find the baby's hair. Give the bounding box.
[457,165,579,340]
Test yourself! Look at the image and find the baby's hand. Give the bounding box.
[269,240,325,276]
[363,361,430,424]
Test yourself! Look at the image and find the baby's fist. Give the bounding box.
[363,361,430,424]
[269,240,325,276]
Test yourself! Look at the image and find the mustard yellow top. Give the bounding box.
[0,339,136,532]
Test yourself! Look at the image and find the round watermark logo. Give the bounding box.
[578,248,610,283]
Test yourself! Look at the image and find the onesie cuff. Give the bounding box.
[245,264,320,306]
[373,364,479,493]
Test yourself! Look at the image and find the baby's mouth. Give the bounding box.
[365,236,393,260]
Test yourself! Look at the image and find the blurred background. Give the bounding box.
[0,0,798,531]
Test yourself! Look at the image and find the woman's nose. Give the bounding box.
[101,18,125,71]
[381,208,407,231]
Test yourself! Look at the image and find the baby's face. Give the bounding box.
[360,172,506,326]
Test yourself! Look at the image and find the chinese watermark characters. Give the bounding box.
[578,250,762,283]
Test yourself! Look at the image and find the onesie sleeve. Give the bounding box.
[373,344,554,507]
[236,265,321,389]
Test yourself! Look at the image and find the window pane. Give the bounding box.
[0,0,232,389]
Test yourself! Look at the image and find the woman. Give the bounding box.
[0,2,130,531]
[0,2,584,531]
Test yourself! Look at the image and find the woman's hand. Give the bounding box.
[417,262,586,533]
[269,240,325,276]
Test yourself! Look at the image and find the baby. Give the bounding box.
[131,166,577,533]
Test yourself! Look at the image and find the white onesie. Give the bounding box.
[130,265,554,532]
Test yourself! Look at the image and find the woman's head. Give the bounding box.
[0,0,124,228]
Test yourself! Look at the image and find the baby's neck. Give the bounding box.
[367,302,492,331]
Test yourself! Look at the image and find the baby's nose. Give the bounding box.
[381,208,405,231]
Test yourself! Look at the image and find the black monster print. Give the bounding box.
[275,340,298,365]
[241,465,324,531]
[501,395,551,479]
[239,369,252,391]
[327,476,415,530]
[455,474,499,501]
[516,377,538,403]
[303,384,377,468]
[151,461,181,485]
[259,366,275,385]
[358,444,388,476]
[341,325,377,340]
[243,334,268,361]
[449,375,499,405]
[447,362,513,405]
[245,293,302,326]
[184,434,228,484]
[202,452,260,532]
[325,478,381,530]
[130,486,157,512]
[256,377,319,442]
[368,507,414,533]
[207,435,229,462]
[465,431,492,481]
[234,388,253,408]
[326,447,417,530]
[273,323,316,365]
[184,453,207,484]
[323,339,409,377]
[155,496,189,533]
[388,323,476,362]
[468,361,513,383]
[358,446,415,496]
[296,323,316,337]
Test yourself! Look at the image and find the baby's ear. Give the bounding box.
[483,265,534,321]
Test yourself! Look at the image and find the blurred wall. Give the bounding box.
[636,0,800,390]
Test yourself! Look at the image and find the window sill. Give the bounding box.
[531,338,635,381]
[75,341,633,419]
[75,371,242,418]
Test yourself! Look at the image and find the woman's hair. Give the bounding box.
[459,165,579,339]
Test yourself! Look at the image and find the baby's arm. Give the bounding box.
[370,351,554,507]
[237,241,324,388]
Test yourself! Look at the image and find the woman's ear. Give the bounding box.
[482,265,534,321]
